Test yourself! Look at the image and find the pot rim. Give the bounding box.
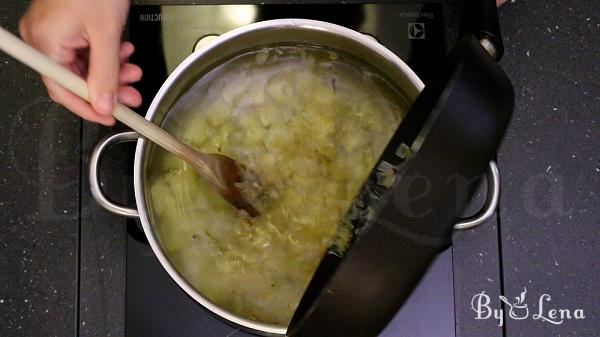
[133,18,424,336]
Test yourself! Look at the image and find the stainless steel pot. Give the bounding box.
[88,19,500,336]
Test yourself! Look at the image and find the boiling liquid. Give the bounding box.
[147,46,410,324]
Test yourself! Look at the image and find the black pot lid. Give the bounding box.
[288,34,514,337]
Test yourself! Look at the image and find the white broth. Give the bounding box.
[146,46,409,324]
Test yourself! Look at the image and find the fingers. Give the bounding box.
[118,42,142,86]
[85,19,122,117]
[116,43,143,108]
[118,63,142,84]
[117,86,143,108]
[119,41,135,62]
[68,42,138,79]
[44,75,142,125]
[117,43,143,108]
[43,77,116,126]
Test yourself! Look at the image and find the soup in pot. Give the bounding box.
[146,46,410,325]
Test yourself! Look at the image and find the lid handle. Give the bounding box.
[460,0,504,61]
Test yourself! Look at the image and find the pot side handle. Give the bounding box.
[89,131,140,218]
[453,160,500,230]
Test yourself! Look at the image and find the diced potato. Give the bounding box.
[163,169,199,210]
[221,76,251,106]
[341,129,369,153]
[265,127,291,150]
[265,75,293,103]
[237,86,266,106]
[255,152,278,175]
[244,127,267,146]
[205,98,233,128]
[182,117,209,148]
[258,106,285,127]
[236,107,262,130]
[149,175,176,218]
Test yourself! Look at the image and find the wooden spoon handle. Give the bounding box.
[0,26,216,182]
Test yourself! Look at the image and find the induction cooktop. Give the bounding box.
[126,3,454,336]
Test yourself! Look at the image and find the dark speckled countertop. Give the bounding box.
[496,2,599,336]
[1,1,598,337]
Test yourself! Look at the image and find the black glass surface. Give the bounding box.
[126,4,451,337]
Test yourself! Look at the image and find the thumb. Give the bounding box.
[86,23,122,116]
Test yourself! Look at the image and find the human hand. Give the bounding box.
[19,0,142,126]
[497,0,509,6]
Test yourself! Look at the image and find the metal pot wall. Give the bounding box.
[88,19,501,336]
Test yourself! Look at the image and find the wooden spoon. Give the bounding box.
[0,26,259,217]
